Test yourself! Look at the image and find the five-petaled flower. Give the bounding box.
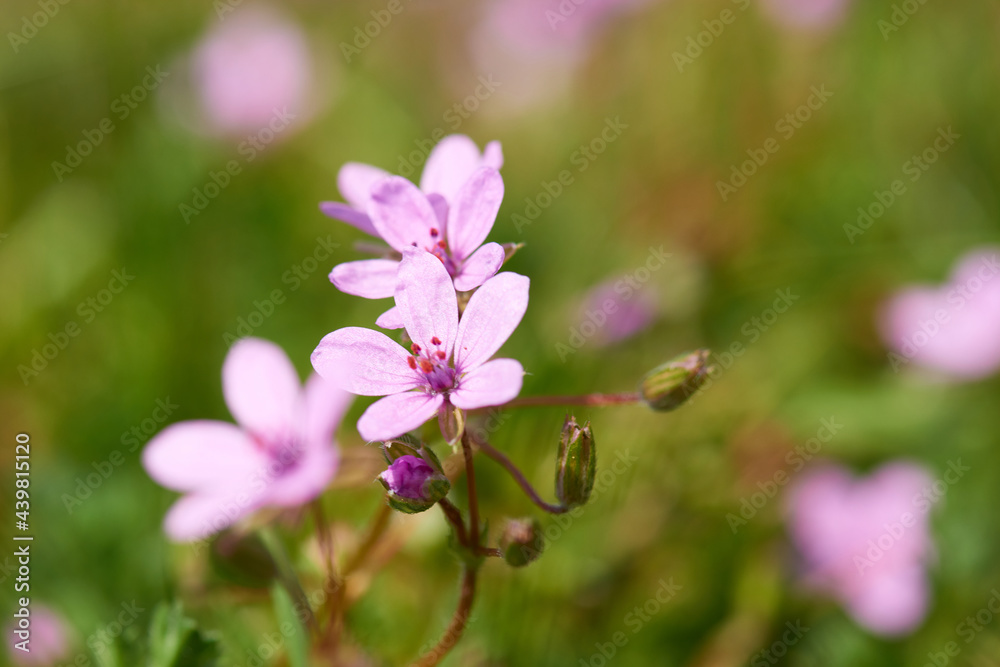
[312,248,528,441]
[142,338,352,542]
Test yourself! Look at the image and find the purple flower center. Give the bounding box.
[252,431,304,478]
[406,337,457,393]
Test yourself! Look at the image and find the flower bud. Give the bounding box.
[638,349,712,411]
[499,518,544,567]
[378,455,450,514]
[556,416,596,508]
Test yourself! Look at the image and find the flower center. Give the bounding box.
[405,336,455,393]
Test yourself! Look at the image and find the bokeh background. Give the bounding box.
[3,0,1000,665]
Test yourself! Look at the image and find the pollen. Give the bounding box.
[419,359,434,373]
[411,343,422,354]
[407,357,417,370]
[430,227,439,237]
[431,336,442,346]
[435,350,447,360]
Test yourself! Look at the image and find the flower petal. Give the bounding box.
[453,242,505,292]
[450,358,523,409]
[223,338,302,438]
[163,491,264,542]
[302,373,353,447]
[427,193,449,234]
[420,134,486,203]
[368,177,439,253]
[447,167,504,261]
[265,442,338,507]
[338,162,390,209]
[395,248,459,359]
[357,392,445,441]
[319,202,379,237]
[312,327,423,395]
[376,306,405,329]
[329,259,399,299]
[142,421,265,492]
[454,272,529,371]
[483,140,503,170]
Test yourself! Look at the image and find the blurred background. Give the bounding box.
[2,0,1000,665]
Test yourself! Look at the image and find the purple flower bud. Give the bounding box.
[378,455,451,514]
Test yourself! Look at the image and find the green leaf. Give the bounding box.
[147,601,220,667]
[271,582,310,667]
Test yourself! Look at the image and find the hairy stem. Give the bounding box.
[476,440,569,514]
[461,431,480,546]
[502,392,641,408]
[438,498,469,548]
[409,567,478,667]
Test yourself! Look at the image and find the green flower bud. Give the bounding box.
[499,518,544,568]
[555,416,596,509]
[638,349,712,411]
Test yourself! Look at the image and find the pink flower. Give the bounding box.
[786,462,935,636]
[879,247,1000,380]
[192,7,312,135]
[142,338,351,542]
[760,0,851,30]
[329,163,509,328]
[578,280,658,346]
[312,248,528,441]
[6,605,70,666]
[321,135,503,237]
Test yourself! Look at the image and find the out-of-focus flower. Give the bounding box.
[6,605,70,666]
[321,135,503,237]
[142,338,351,542]
[330,166,509,327]
[578,280,658,346]
[191,7,313,135]
[312,248,529,441]
[760,0,852,30]
[469,0,650,113]
[880,247,1000,380]
[786,462,935,636]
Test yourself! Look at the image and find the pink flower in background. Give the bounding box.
[578,280,658,346]
[143,338,351,542]
[880,247,1000,380]
[6,605,70,666]
[760,0,851,30]
[321,135,504,237]
[787,462,935,636]
[192,7,312,134]
[313,248,528,441]
[329,165,508,328]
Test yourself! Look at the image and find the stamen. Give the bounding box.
[411,343,422,355]
[430,228,439,237]
[407,357,417,370]
[437,240,447,249]
[431,336,442,346]
[419,360,434,373]
[435,350,446,360]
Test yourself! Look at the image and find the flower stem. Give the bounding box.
[502,392,641,408]
[258,527,320,636]
[409,567,478,667]
[461,431,480,546]
[438,498,469,548]
[475,440,569,514]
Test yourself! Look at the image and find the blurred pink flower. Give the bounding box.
[880,247,1000,379]
[787,462,936,636]
[6,605,70,666]
[760,0,851,30]
[192,7,313,134]
[469,0,650,112]
[578,280,657,346]
[142,338,351,542]
[313,248,529,441]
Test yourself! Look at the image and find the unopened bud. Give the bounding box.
[499,518,544,567]
[638,349,711,411]
[556,416,595,508]
[378,455,450,514]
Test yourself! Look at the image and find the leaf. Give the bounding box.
[146,601,220,667]
[271,582,310,667]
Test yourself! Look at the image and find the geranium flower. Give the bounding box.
[320,134,503,236]
[786,462,935,636]
[312,248,528,441]
[142,338,351,542]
